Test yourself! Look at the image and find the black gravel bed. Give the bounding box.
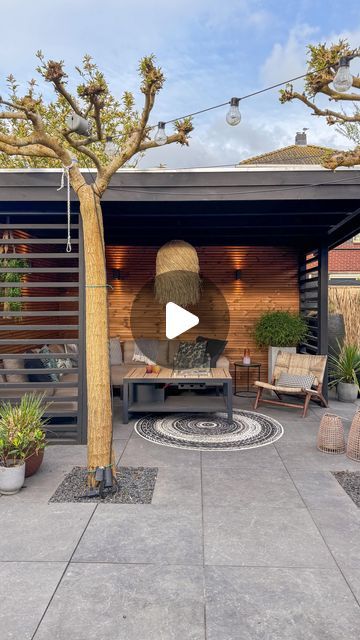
[49,466,158,503]
[333,471,360,507]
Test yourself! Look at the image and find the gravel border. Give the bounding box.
[333,471,360,507]
[49,466,158,503]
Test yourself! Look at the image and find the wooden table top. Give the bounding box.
[124,367,232,382]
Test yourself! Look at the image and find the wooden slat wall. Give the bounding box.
[106,246,299,382]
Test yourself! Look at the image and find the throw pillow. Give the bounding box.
[277,372,315,389]
[109,337,123,365]
[174,341,207,369]
[196,336,227,367]
[39,346,60,382]
[3,358,27,383]
[133,339,159,365]
[24,358,53,383]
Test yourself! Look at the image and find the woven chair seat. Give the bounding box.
[254,380,315,394]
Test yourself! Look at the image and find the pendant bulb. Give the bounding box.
[155,122,167,146]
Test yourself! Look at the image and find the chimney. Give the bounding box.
[295,130,308,145]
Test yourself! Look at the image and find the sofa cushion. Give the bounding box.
[168,340,181,366]
[123,340,136,364]
[53,372,78,397]
[2,357,27,383]
[133,339,159,365]
[109,337,123,365]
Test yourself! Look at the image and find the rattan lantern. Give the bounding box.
[317,413,345,455]
[347,409,360,462]
[155,239,201,307]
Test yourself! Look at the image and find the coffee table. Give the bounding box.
[122,367,233,423]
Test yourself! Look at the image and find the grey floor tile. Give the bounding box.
[203,505,333,567]
[340,566,360,605]
[275,441,360,471]
[202,466,304,508]
[120,433,201,468]
[152,466,202,508]
[0,502,95,561]
[201,444,284,470]
[311,505,360,568]
[289,469,357,510]
[74,504,203,565]
[205,565,360,639]
[0,561,65,640]
[34,563,205,640]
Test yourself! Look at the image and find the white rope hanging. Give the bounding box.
[57,161,76,253]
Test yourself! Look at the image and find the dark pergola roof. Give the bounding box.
[0,168,359,248]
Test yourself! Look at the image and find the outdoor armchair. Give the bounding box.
[253,351,328,418]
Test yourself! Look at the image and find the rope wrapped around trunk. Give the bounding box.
[155,239,201,307]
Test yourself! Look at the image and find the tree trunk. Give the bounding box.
[78,185,113,474]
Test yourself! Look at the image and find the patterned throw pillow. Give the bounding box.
[39,345,72,382]
[277,372,315,389]
[174,341,207,369]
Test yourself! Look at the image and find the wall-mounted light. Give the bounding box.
[112,268,123,280]
[235,269,242,280]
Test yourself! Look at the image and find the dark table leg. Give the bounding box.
[123,380,129,424]
[226,380,233,421]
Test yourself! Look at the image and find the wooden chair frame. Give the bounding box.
[253,352,328,418]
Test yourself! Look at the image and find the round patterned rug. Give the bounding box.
[134,410,283,451]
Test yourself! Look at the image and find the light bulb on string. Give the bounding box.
[333,57,353,92]
[154,122,167,145]
[226,98,241,126]
[104,136,118,158]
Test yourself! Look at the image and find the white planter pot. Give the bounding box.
[0,461,25,495]
[268,346,296,383]
[337,382,359,403]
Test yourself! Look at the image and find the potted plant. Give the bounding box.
[329,343,360,403]
[254,310,308,383]
[0,394,49,494]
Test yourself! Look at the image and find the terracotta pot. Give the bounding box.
[25,449,44,478]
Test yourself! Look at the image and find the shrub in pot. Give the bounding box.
[0,393,49,494]
[254,311,308,382]
[329,342,360,403]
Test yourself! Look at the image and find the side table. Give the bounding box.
[234,362,261,397]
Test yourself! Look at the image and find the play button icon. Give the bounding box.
[165,302,199,340]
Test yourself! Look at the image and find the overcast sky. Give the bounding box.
[0,0,359,168]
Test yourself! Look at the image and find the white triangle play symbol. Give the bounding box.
[165,302,199,340]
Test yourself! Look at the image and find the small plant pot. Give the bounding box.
[0,461,25,495]
[337,382,359,403]
[25,449,45,478]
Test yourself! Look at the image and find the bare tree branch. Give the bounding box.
[138,131,190,152]
[0,141,57,158]
[282,90,360,124]
[322,146,360,169]
[0,111,26,120]
[64,131,102,172]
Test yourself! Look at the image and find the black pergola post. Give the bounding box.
[318,243,329,401]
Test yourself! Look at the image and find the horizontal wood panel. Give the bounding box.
[106,246,299,382]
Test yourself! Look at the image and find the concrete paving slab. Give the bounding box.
[74,504,203,565]
[0,502,95,561]
[202,466,304,508]
[203,505,334,567]
[0,561,65,640]
[120,433,201,468]
[34,563,205,640]
[205,565,360,639]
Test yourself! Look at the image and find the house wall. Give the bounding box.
[106,245,299,382]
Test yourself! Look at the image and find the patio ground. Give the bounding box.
[1,396,360,639]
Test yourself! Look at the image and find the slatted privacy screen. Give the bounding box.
[0,211,86,444]
[299,246,328,358]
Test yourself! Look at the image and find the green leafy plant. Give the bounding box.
[0,393,49,467]
[0,256,29,314]
[254,311,308,348]
[328,342,360,388]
